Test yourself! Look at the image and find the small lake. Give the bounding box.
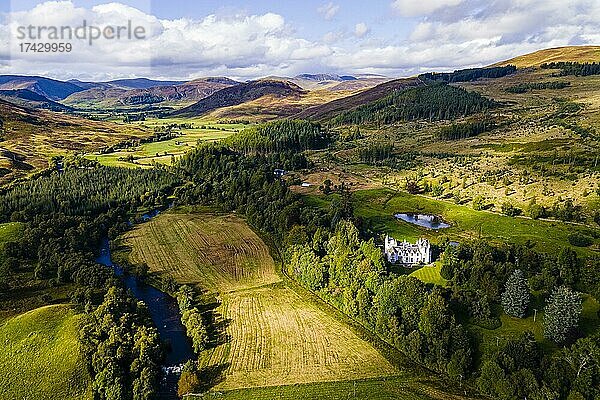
[395,213,451,229]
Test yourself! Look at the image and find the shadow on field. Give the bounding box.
[198,363,230,391]
[200,296,231,350]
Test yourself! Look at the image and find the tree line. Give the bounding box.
[437,119,495,140]
[505,81,570,93]
[419,65,516,83]
[541,62,600,77]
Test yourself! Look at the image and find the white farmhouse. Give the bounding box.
[384,235,432,265]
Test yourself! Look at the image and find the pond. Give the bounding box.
[395,213,451,229]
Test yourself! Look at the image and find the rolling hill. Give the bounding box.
[0,99,147,183]
[63,77,239,108]
[493,45,600,68]
[172,79,306,117]
[295,77,426,120]
[104,77,187,89]
[0,89,73,112]
[0,75,85,101]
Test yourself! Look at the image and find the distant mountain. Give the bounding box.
[68,79,113,90]
[492,45,600,68]
[173,79,305,117]
[106,78,187,89]
[294,74,356,82]
[63,77,239,108]
[0,75,85,101]
[294,77,426,120]
[0,89,73,112]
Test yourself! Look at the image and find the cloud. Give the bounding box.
[317,2,340,21]
[391,0,465,17]
[354,22,369,38]
[1,0,599,80]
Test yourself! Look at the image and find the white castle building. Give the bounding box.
[384,236,432,265]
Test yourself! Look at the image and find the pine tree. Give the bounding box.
[544,286,582,344]
[501,269,530,318]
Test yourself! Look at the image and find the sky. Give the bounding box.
[0,0,598,81]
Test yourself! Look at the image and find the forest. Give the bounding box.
[226,119,330,154]
[331,83,497,126]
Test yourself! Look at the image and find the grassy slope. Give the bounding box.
[409,263,447,287]
[120,212,402,393]
[493,45,600,67]
[306,188,599,257]
[0,222,23,253]
[0,305,92,400]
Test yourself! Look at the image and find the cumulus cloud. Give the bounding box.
[317,2,340,21]
[0,0,599,80]
[354,22,369,38]
[391,0,465,17]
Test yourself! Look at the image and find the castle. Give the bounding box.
[384,235,432,265]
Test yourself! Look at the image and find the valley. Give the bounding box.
[0,44,599,400]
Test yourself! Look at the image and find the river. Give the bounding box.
[95,212,194,396]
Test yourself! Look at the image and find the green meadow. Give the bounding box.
[305,188,600,257]
[0,305,92,400]
[87,119,246,167]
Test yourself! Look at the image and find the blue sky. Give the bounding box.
[0,0,598,80]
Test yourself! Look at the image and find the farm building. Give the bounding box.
[384,236,432,265]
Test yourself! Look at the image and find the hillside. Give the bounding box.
[0,75,84,101]
[63,77,238,108]
[0,89,73,112]
[295,77,426,120]
[0,99,147,183]
[493,45,600,68]
[105,77,186,89]
[0,305,92,400]
[173,79,306,117]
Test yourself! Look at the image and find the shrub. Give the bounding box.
[568,232,593,247]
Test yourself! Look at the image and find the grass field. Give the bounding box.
[122,213,280,293]
[0,305,92,400]
[0,222,23,243]
[306,189,600,257]
[87,119,244,168]
[409,263,447,287]
[189,375,476,400]
[119,212,486,398]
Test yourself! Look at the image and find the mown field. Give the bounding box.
[409,263,447,287]
[120,211,484,398]
[0,305,92,400]
[198,284,396,390]
[305,188,600,257]
[122,213,280,293]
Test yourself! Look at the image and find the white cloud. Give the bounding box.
[354,22,369,38]
[1,0,599,80]
[391,0,465,17]
[317,2,340,21]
